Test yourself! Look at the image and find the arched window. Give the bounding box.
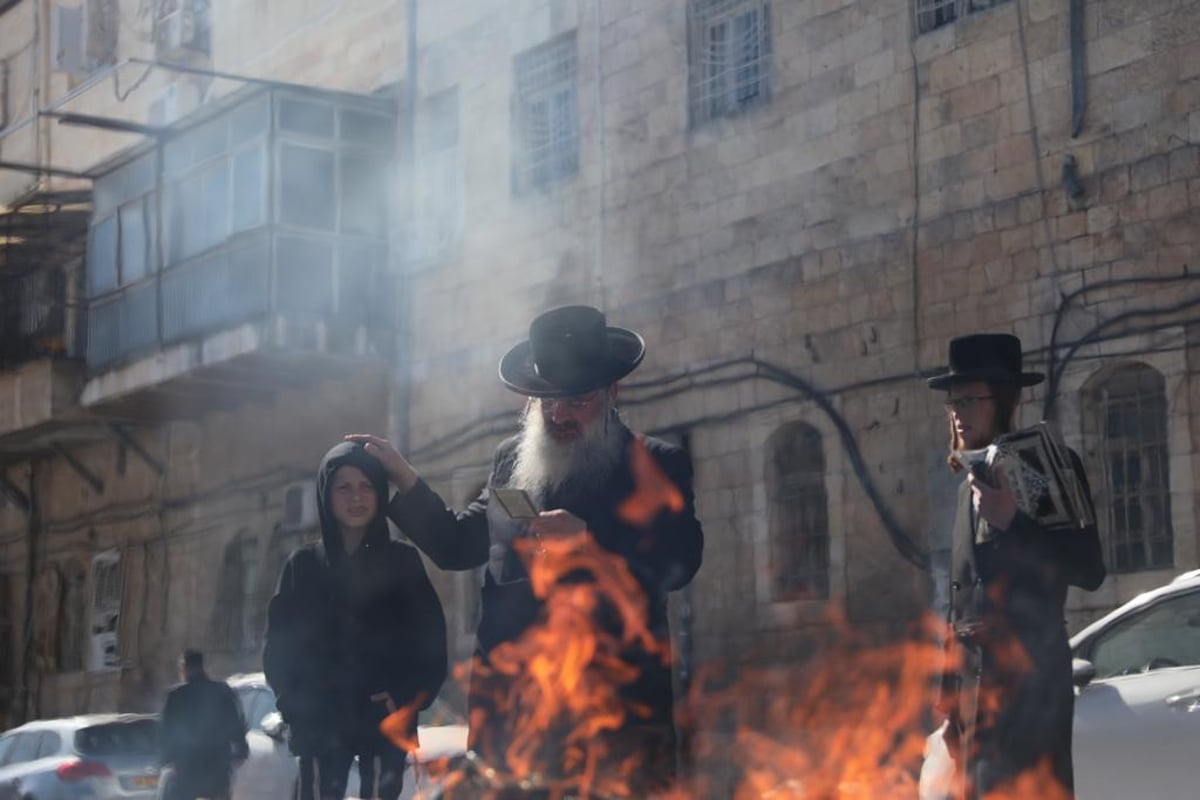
[766,422,830,600]
[1083,364,1173,573]
[211,534,259,651]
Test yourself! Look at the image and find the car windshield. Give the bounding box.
[75,719,159,756]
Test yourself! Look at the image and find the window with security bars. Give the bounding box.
[916,0,1010,34]
[512,34,579,193]
[689,0,772,126]
[1085,365,1174,573]
[767,422,830,601]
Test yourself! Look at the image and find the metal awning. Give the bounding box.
[0,58,398,274]
[0,57,398,179]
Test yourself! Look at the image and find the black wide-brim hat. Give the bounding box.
[926,333,1044,390]
[499,305,646,398]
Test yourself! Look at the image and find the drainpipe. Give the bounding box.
[391,0,418,454]
[18,462,40,723]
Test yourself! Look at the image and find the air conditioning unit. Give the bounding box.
[281,482,318,531]
[156,3,207,59]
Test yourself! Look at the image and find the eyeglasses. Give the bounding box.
[543,391,602,411]
[944,395,995,412]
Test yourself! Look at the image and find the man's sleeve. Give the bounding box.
[385,463,494,572]
[646,444,705,592]
[597,440,704,595]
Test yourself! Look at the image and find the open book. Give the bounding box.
[954,422,1094,531]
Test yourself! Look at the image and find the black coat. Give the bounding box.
[387,422,704,785]
[160,675,249,794]
[944,449,1105,798]
[263,443,448,757]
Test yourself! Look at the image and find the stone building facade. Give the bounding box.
[1,0,1199,735]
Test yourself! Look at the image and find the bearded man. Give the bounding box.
[348,305,704,795]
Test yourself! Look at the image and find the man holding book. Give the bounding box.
[927,333,1106,800]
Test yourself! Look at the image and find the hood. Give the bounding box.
[316,441,391,562]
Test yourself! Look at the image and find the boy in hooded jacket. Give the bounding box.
[263,442,448,800]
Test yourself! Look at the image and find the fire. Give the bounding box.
[383,447,1076,800]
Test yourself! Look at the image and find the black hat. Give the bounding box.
[499,305,645,397]
[926,333,1044,390]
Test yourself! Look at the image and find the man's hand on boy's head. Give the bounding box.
[344,434,420,493]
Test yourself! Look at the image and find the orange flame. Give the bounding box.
[618,437,685,527]
[429,449,1074,800]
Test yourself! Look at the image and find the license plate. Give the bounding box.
[130,775,159,789]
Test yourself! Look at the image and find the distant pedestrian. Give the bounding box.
[158,649,249,800]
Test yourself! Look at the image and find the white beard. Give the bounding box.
[508,401,626,506]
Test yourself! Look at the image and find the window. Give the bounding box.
[688,0,772,126]
[36,732,63,759]
[0,734,15,766]
[513,34,579,192]
[212,535,259,652]
[7,732,40,765]
[766,423,830,601]
[916,0,1010,35]
[89,153,158,297]
[1087,589,1200,679]
[88,552,122,671]
[1084,365,1173,573]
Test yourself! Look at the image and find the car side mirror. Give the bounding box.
[1072,657,1096,688]
[261,711,287,741]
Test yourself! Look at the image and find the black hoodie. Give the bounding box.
[263,442,448,756]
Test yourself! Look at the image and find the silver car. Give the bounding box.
[0,715,160,800]
[1071,568,1200,800]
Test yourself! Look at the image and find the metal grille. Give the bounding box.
[915,0,1010,35]
[689,0,772,126]
[768,423,830,601]
[513,34,579,192]
[1097,366,1174,573]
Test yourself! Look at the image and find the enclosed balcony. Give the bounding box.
[79,83,399,416]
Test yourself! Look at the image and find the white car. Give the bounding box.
[226,673,468,800]
[0,715,160,800]
[1071,568,1200,800]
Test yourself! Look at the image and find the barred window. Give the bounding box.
[1084,364,1174,573]
[767,422,830,601]
[689,0,772,126]
[916,0,1010,35]
[513,34,579,193]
